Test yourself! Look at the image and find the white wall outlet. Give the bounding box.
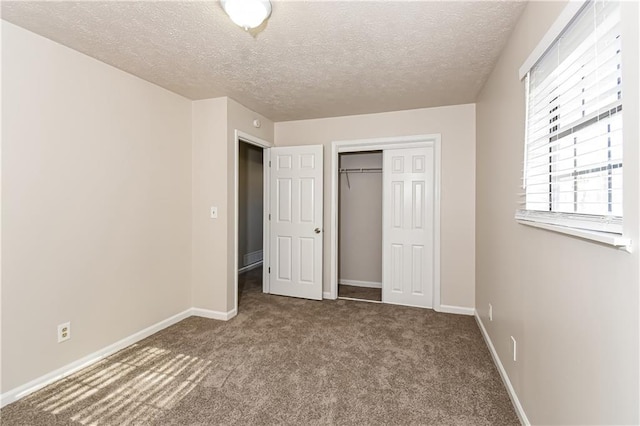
[58,322,71,343]
[210,206,218,219]
[511,336,517,361]
[489,303,493,321]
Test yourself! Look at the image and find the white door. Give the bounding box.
[382,147,434,308]
[269,145,323,300]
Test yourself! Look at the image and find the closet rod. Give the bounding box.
[339,167,382,173]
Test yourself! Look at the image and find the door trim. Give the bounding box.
[329,134,441,311]
[234,130,273,315]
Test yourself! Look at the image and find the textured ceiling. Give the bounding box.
[1,1,527,121]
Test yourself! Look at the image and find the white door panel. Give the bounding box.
[269,145,323,300]
[383,147,434,308]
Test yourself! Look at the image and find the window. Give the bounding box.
[518,0,622,234]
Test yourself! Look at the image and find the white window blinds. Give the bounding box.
[519,0,623,234]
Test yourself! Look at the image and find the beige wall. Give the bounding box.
[1,38,274,392]
[191,97,273,314]
[339,152,383,284]
[1,22,192,392]
[275,104,476,308]
[191,97,228,312]
[238,142,264,266]
[475,1,639,424]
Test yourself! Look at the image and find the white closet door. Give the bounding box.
[382,147,434,308]
[269,145,323,300]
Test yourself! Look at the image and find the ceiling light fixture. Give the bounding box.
[221,0,272,30]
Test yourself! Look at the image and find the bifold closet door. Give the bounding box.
[382,147,434,308]
[269,145,323,300]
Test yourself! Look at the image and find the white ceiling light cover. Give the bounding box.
[221,0,271,29]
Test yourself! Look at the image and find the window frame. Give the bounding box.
[516,0,630,249]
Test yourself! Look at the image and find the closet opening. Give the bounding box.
[237,140,264,307]
[337,151,383,302]
[330,134,441,310]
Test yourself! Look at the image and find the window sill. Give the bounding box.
[516,219,632,252]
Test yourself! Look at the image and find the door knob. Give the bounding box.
[314,228,321,234]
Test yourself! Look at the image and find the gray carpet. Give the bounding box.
[0,267,519,425]
[338,284,382,302]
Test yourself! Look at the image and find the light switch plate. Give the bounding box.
[210,207,218,219]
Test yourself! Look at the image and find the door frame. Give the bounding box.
[329,134,442,311]
[234,130,273,314]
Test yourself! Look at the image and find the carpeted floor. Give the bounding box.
[338,284,382,302]
[0,267,519,425]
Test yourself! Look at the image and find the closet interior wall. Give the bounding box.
[338,152,383,287]
[238,141,264,271]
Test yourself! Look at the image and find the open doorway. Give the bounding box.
[234,139,324,308]
[237,140,264,306]
[338,151,383,302]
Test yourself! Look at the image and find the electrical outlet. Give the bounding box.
[489,303,493,321]
[58,322,71,343]
[511,336,517,361]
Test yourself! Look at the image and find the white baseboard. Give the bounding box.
[475,310,530,425]
[438,304,475,316]
[0,306,239,408]
[323,291,335,300]
[0,308,192,408]
[238,260,263,274]
[338,279,382,289]
[191,307,237,321]
[243,249,263,267]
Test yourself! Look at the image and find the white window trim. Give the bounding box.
[518,0,588,81]
[516,0,629,249]
[515,212,631,251]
